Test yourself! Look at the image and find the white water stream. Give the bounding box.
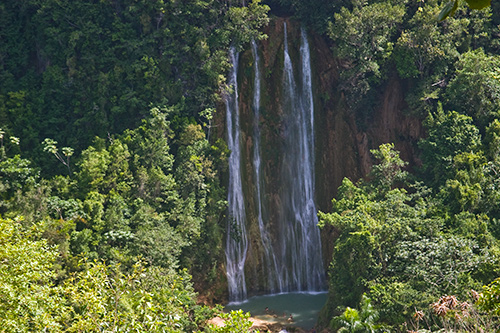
[278,23,325,291]
[225,24,325,303]
[225,47,248,302]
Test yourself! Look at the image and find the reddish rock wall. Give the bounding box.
[213,17,424,297]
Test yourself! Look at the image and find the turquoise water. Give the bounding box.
[225,292,328,329]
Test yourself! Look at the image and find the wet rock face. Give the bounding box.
[214,17,424,298]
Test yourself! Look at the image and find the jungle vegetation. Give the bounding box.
[2,0,500,331]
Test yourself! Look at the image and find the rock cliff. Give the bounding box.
[214,17,424,298]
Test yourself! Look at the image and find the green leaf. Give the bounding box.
[465,0,491,9]
[438,0,458,21]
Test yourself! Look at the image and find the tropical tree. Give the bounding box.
[0,218,68,331]
[478,277,500,315]
[445,49,500,127]
[327,0,405,109]
[320,144,499,329]
[418,106,481,189]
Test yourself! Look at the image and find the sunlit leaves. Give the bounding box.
[64,260,197,332]
[445,49,500,127]
[327,1,404,108]
[0,217,215,331]
[226,0,270,50]
[43,138,74,176]
[330,295,380,332]
[392,235,487,292]
[206,310,253,333]
[369,143,408,193]
[419,107,481,189]
[320,143,500,328]
[0,218,67,331]
[478,277,500,314]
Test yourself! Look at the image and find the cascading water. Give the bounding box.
[251,39,283,293]
[278,22,325,291]
[225,47,248,302]
[225,23,325,302]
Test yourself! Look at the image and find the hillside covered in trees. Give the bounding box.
[2,0,500,331]
[0,0,269,330]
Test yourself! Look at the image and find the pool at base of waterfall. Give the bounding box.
[225,292,328,330]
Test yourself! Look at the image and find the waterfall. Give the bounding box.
[251,39,283,293]
[225,47,248,302]
[279,22,325,291]
[299,25,326,291]
[225,23,325,301]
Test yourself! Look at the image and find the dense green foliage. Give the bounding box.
[0,216,234,331]
[0,0,268,330]
[3,0,500,331]
[320,141,500,331]
[330,295,381,332]
[0,0,269,175]
[286,0,498,119]
[317,132,500,331]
